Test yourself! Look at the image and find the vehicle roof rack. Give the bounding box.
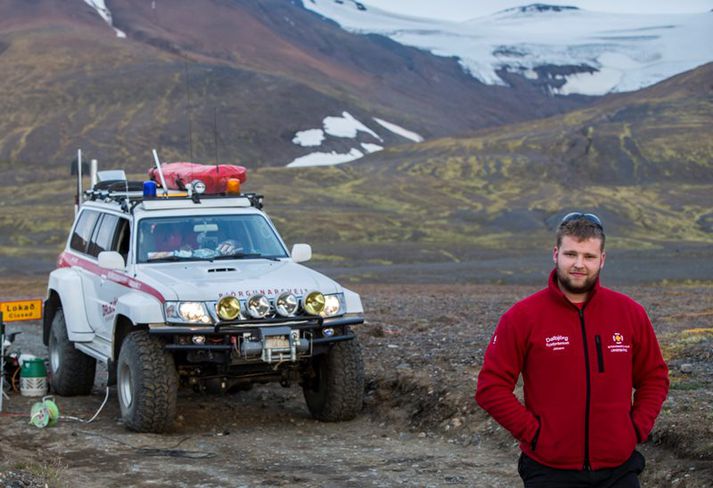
[83,182,264,213]
[77,153,261,213]
[93,179,145,192]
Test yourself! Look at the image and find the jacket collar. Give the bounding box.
[548,268,600,308]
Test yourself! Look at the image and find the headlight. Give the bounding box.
[275,292,298,317]
[303,291,325,316]
[322,294,343,317]
[217,296,241,321]
[246,294,271,319]
[165,302,212,324]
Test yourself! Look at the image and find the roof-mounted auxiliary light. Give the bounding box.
[191,180,206,195]
[143,180,157,199]
[226,178,241,195]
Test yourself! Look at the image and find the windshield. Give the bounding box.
[136,214,288,263]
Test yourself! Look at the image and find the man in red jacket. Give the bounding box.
[475,212,669,487]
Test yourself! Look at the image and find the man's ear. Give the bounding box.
[600,251,606,269]
[553,246,559,265]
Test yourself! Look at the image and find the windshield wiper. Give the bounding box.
[212,253,281,262]
[145,255,188,263]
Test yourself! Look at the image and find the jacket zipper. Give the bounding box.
[579,308,591,470]
[595,335,605,373]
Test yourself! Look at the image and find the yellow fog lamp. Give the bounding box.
[303,291,325,316]
[217,296,241,321]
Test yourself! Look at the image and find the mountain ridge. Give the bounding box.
[305,0,713,95]
[0,63,710,275]
[0,0,592,169]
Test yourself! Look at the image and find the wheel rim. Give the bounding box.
[49,334,60,373]
[118,362,133,408]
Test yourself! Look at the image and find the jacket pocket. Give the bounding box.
[590,404,638,467]
[630,412,643,443]
[595,335,605,373]
[531,416,541,451]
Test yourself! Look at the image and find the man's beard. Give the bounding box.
[556,267,600,296]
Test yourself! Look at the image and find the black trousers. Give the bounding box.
[518,451,645,488]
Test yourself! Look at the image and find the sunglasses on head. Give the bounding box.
[560,212,603,229]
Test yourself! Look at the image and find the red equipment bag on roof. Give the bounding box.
[148,162,248,194]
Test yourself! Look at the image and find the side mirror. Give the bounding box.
[98,251,125,270]
[291,244,312,263]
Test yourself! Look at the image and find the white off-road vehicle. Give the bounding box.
[43,162,365,433]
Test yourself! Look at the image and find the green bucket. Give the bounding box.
[20,358,48,397]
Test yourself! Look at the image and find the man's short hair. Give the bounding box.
[556,218,606,250]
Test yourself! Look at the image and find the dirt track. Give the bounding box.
[1,282,712,487]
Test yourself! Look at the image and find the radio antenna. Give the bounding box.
[183,56,194,161]
[75,149,82,215]
[152,149,169,197]
[213,107,219,166]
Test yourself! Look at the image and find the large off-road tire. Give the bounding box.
[303,338,364,421]
[117,331,178,433]
[48,309,96,396]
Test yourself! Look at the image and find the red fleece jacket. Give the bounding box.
[475,270,669,470]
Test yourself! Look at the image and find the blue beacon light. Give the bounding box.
[143,180,157,198]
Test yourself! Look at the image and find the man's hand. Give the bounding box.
[216,240,242,256]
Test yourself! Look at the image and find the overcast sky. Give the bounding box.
[360,0,713,21]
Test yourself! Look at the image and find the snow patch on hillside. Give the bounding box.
[287,149,364,168]
[324,112,383,140]
[373,118,424,142]
[83,0,126,38]
[287,112,422,167]
[293,129,325,147]
[361,142,384,153]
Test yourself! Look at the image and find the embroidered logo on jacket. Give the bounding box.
[608,332,630,353]
[545,335,570,351]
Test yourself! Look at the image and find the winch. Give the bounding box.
[240,327,309,363]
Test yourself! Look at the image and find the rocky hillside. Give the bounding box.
[250,62,713,274]
[1,64,711,276]
[370,62,713,186]
[0,0,591,170]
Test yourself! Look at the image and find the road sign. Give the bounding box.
[0,299,43,322]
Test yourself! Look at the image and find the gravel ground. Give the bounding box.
[1,280,712,487]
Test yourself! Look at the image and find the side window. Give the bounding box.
[70,210,100,255]
[114,218,131,262]
[88,214,120,257]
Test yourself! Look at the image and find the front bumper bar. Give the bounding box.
[162,331,356,352]
[148,315,363,335]
[152,316,362,361]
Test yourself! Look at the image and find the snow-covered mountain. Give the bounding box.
[304,1,713,95]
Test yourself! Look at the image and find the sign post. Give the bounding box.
[1,311,6,412]
[0,299,43,412]
[0,299,43,322]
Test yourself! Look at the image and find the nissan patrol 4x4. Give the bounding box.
[43,162,364,433]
